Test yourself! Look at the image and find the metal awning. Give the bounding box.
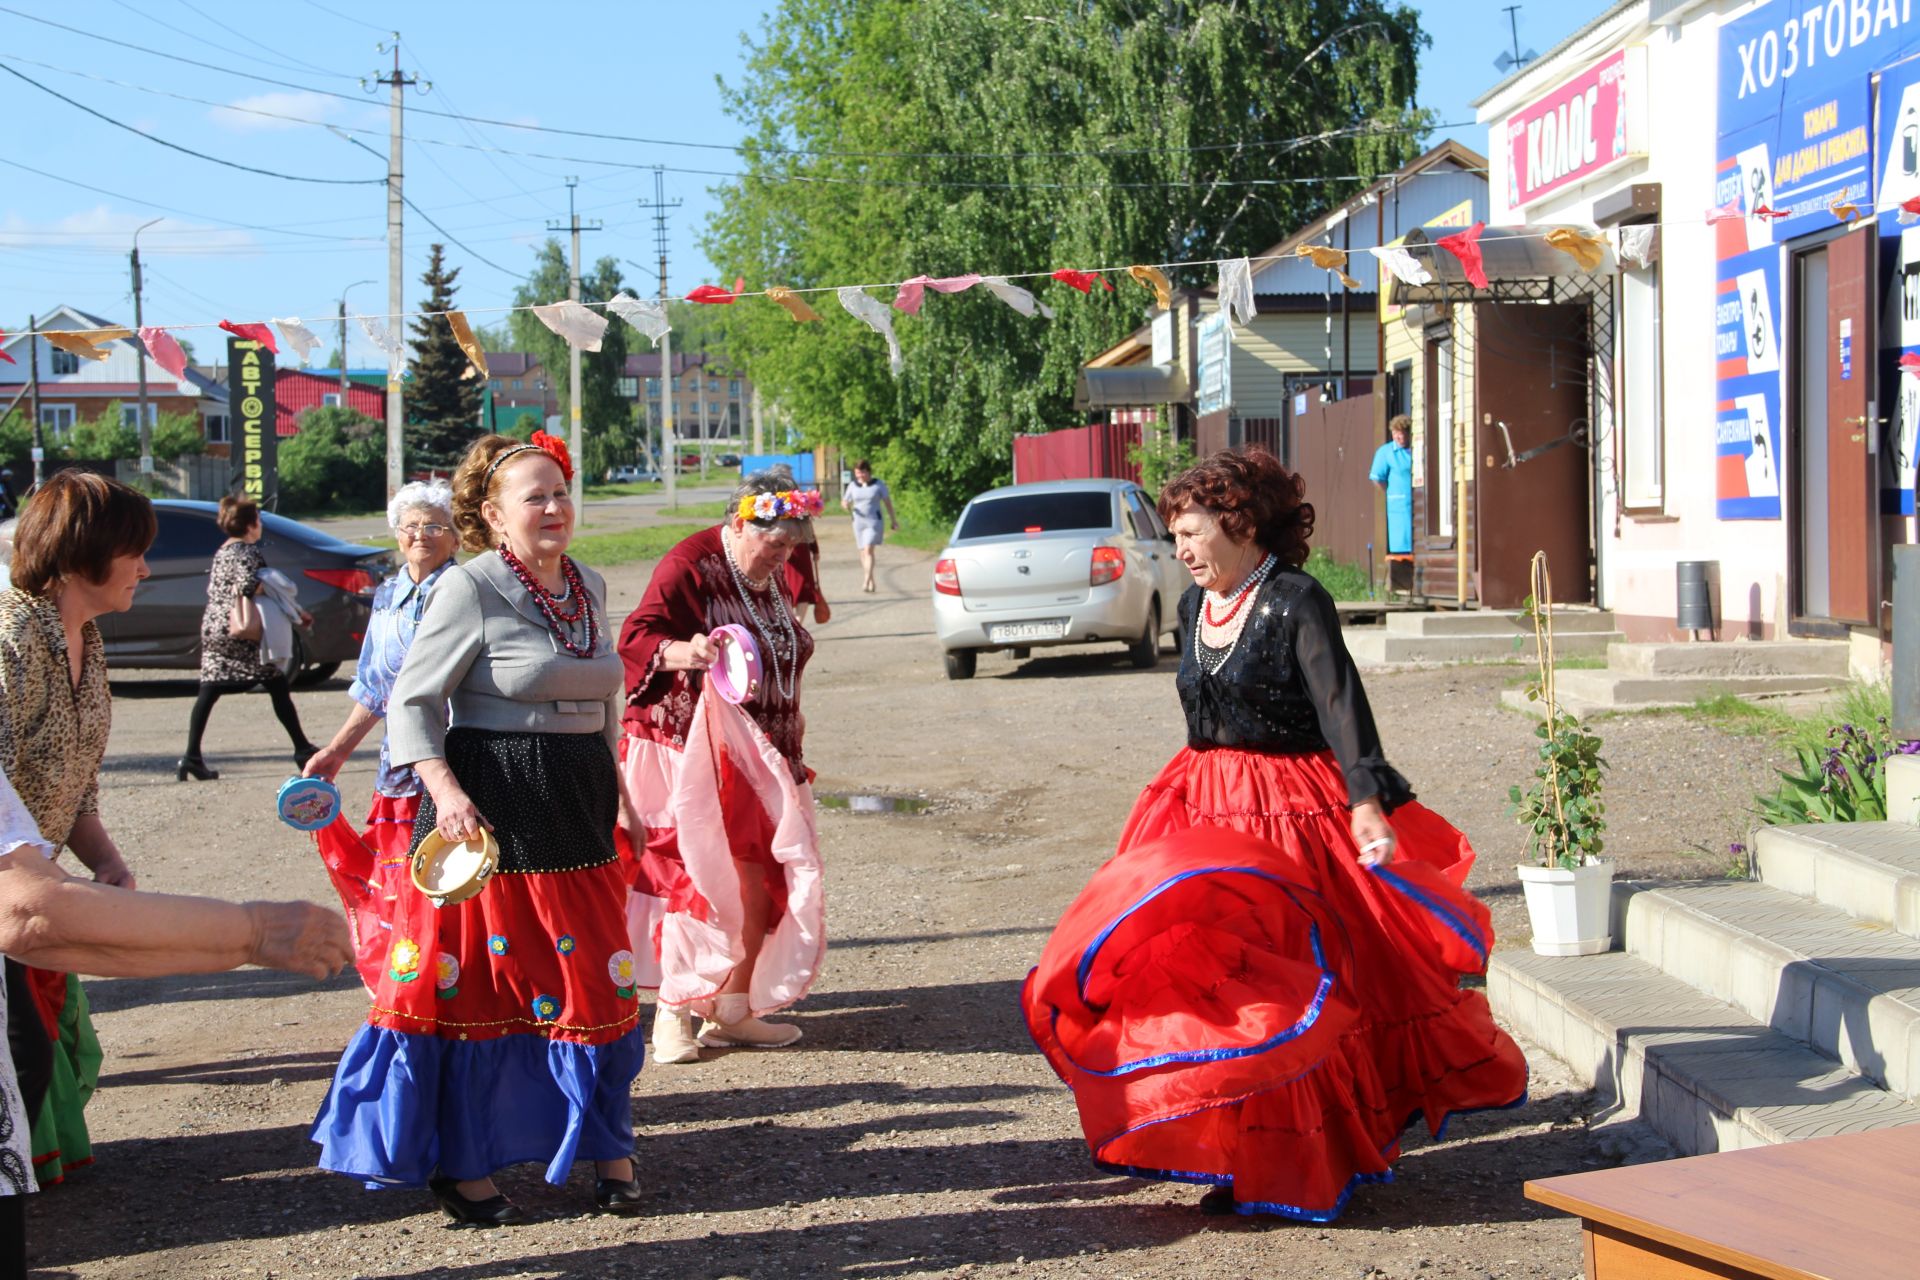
[1074,363,1190,410]
[1387,225,1617,306]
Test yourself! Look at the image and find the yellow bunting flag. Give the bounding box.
[42,330,124,362]
[1127,265,1173,310]
[1830,197,1863,224]
[445,310,488,379]
[1294,244,1348,271]
[1337,272,1361,290]
[766,286,823,323]
[1543,228,1607,272]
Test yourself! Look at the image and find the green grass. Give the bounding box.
[567,523,707,569]
[1678,681,1892,748]
[660,500,731,520]
[585,481,664,501]
[892,514,955,552]
[1302,548,1371,601]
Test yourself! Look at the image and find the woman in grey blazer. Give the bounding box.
[310,433,645,1225]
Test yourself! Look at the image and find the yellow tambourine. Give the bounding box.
[410,828,500,909]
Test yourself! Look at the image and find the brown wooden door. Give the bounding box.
[1822,226,1877,625]
[1474,302,1593,609]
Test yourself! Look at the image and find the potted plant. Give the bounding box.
[1508,552,1613,956]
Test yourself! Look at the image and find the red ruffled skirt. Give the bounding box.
[312,792,421,993]
[1022,747,1527,1221]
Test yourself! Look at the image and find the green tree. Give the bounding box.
[508,240,635,479]
[62,402,139,461]
[704,0,1427,515]
[151,411,206,458]
[279,406,385,515]
[323,345,345,370]
[406,243,486,468]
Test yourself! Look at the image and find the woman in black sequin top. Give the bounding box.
[1022,448,1526,1224]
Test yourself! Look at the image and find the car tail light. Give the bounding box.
[1090,546,1125,586]
[306,567,380,597]
[933,558,963,596]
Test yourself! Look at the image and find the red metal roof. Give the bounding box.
[275,368,384,437]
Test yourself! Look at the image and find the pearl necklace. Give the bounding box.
[721,528,798,700]
[1194,554,1275,676]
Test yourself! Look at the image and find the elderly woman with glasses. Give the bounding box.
[302,482,460,988]
[617,466,827,1065]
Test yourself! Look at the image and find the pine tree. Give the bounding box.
[405,244,484,467]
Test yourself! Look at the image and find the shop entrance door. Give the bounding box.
[1791,226,1878,630]
[1474,302,1593,608]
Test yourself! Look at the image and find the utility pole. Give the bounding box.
[339,278,375,404]
[370,37,423,497]
[26,314,41,488]
[130,217,162,475]
[547,178,601,508]
[636,168,682,504]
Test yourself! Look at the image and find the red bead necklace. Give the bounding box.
[498,546,598,658]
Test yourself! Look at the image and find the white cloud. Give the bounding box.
[0,206,257,255]
[209,91,338,132]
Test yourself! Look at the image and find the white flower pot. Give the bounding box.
[1516,859,1613,957]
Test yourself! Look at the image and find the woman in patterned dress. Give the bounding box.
[177,495,318,779]
[310,433,645,1225]
[618,467,826,1064]
[302,483,458,987]
[0,471,155,1188]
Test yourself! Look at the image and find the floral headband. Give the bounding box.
[738,489,825,523]
[485,430,574,489]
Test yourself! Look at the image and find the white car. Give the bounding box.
[931,479,1190,679]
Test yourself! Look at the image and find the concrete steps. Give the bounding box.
[1498,640,1850,717]
[1489,819,1920,1158]
[1347,608,1621,666]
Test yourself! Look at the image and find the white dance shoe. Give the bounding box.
[696,994,802,1048]
[650,1005,702,1064]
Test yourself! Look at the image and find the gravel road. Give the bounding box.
[23,515,1789,1279]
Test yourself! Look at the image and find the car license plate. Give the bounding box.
[990,620,1067,643]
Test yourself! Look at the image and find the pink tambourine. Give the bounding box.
[707,624,762,704]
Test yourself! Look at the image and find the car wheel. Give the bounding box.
[1128,603,1161,669]
[944,649,977,681]
[287,632,339,687]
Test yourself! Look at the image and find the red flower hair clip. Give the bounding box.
[530,430,574,483]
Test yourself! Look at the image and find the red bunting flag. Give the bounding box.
[0,333,14,365]
[1752,204,1790,221]
[1050,269,1113,294]
[1900,352,1920,379]
[219,319,279,353]
[1435,221,1488,290]
[1703,201,1743,224]
[686,277,747,305]
[1899,195,1920,225]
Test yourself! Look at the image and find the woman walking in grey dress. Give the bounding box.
[841,460,897,594]
[178,496,319,780]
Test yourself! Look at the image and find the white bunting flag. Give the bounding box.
[837,286,903,376]
[1218,257,1256,328]
[532,300,608,352]
[980,275,1054,320]
[357,314,405,358]
[1615,226,1657,270]
[605,293,671,348]
[273,317,323,364]
[1367,244,1434,287]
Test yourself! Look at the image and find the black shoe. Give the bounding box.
[176,756,218,782]
[593,1176,647,1214]
[1199,1187,1237,1217]
[428,1174,529,1227]
[293,742,320,770]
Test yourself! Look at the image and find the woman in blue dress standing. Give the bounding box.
[1369,416,1414,558]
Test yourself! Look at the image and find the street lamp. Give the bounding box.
[131,217,163,474]
[339,279,376,402]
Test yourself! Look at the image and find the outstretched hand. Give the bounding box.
[245,901,353,979]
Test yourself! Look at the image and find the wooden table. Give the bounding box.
[1524,1125,1920,1280]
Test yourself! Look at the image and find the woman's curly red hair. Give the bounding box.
[1157,447,1315,567]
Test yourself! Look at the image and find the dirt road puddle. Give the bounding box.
[816,792,931,815]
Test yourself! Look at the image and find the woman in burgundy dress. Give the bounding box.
[1022,448,1527,1221]
[618,468,826,1065]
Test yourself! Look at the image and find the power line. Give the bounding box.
[103,0,357,82]
[0,63,385,186]
[296,0,391,33]
[0,6,1461,163]
[0,156,379,241]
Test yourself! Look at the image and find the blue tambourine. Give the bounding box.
[277,775,342,831]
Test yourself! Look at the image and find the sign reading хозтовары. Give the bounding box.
[227,336,277,510]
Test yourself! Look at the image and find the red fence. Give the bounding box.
[1012,421,1142,485]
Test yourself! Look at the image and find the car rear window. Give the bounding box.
[956,492,1115,539]
[149,510,227,560]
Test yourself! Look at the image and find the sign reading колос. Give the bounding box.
[1503,49,1645,211]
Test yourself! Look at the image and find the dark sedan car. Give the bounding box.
[97,501,393,685]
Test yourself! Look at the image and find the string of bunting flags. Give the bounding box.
[7,198,1917,380]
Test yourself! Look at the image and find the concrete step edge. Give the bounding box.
[1617,881,1920,1100]
[1752,824,1920,939]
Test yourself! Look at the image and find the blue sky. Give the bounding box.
[1,1,1593,365]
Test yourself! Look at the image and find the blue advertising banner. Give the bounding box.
[1877,53,1920,513]
[1715,0,1920,519]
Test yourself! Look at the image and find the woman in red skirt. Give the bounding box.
[1022,447,1526,1221]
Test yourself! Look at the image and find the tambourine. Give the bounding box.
[410,828,500,909]
[277,776,342,831]
[707,624,762,705]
